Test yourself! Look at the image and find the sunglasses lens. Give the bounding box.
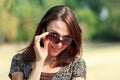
[47,34,72,45]
[47,34,60,44]
[62,38,72,45]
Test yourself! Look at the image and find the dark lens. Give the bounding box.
[47,34,72,45]
[62,38,72,45]
[47,34,60,44]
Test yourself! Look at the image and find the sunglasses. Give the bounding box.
[46,33,72,45]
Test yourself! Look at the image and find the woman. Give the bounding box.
[9,5,86,80]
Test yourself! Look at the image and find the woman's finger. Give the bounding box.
[34,32,49,45]
[44,39,50,49]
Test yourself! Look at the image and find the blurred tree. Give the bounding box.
[0,0,65,43]
[0,0,119,43]
[75,8,97,40]
[0,11,19,42]
[65,0,120,42]
[91,0,120,42]
[85,0,103,14]
[64,0,102,40]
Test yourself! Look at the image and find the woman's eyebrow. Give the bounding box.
[49,30,58,34]
[49,29,70,37]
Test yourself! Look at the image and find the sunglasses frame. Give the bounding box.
[46,33,72,45]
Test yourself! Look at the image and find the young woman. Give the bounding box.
[9,5,86,80]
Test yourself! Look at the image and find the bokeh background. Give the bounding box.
[0,0,120,80]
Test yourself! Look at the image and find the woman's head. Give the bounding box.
[23,5,82,66]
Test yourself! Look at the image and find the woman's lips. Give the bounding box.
[51,46,61,52]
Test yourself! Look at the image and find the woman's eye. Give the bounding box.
[64,35,71,39]
[50,33,58,37]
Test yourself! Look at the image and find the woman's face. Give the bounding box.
[46,20,71,57]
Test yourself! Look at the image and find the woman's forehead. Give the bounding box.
[47,20,70,35]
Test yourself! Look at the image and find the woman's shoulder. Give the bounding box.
[65,57,86,70]
[70,57,86,79]
[72,57,86,65]
[68,57,86,71]
[11,53,24,63]
[53,57,86,79]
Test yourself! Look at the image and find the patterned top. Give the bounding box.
[9,53,86,80]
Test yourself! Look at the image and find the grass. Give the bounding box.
[0,42,120,80]
[83,42,120,80]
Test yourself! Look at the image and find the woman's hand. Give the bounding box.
[34,32,49,62]
[28,32,49,80]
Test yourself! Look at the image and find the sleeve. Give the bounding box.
[72,58,86,79]
[8,54,25,79]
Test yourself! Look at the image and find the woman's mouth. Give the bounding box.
[51,46,61,52]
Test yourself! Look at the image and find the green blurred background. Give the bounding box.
[0,0,120,80]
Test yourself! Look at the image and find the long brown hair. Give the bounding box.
[21,5,82,66]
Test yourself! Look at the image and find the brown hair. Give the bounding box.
[21,5,82,67]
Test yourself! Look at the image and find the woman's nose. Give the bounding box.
[55,37,63,48]
[56,41,63,48]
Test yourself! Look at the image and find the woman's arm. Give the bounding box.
[28,32,49,80]
[11,72,24,80]
[28,60,44,80]
[9,54,25,80]
[71,58,86,80]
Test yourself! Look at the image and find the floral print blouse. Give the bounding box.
[9,53,86,80]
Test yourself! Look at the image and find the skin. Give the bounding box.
[11,20,85,80]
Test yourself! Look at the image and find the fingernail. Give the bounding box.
[47,32,49,34]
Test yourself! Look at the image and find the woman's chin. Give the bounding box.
[51,52,59,56]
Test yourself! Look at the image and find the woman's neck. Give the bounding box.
[44,56,57,67]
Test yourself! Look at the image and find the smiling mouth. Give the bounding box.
[51,46,61,52]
